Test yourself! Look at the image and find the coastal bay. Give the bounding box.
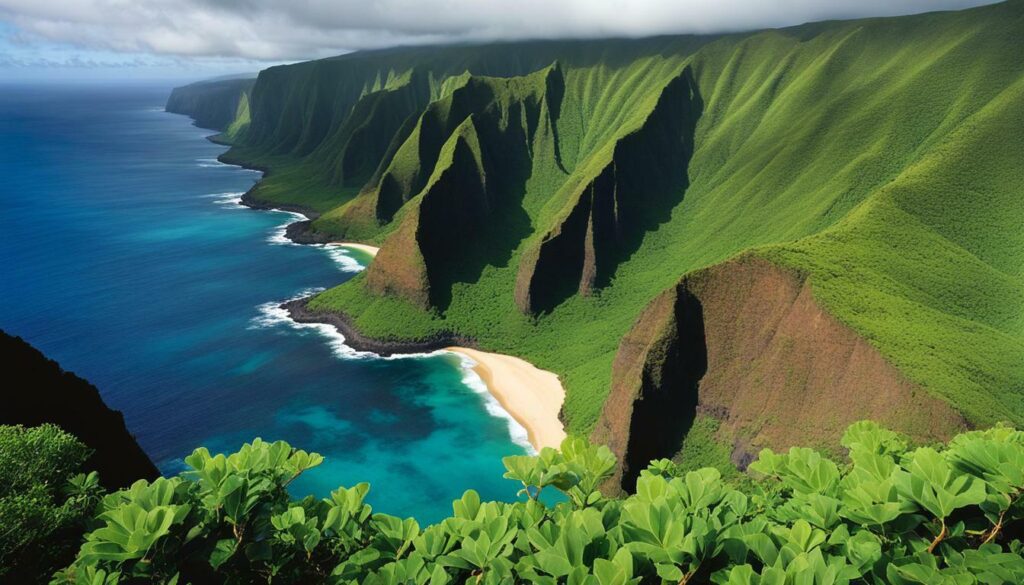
[279,243,569,452]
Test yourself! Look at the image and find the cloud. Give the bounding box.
[0,0,1001,62]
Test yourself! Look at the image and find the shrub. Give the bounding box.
[0,424,103,583]
[50,422,1024,584]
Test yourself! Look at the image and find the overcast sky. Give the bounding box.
[0,0,1001,82]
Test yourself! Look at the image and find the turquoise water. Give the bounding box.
[0,83,530,522]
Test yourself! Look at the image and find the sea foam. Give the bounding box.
[453,353,535,454]
[266,215,365,273]
[320,245,365,273]
[202,192,244,208]
[249,290,376,359]
[266,211,308,245]
[249,290,445,362]
[196,157,227,168]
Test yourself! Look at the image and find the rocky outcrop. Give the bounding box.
[515,68,702,314]
[0,331,158,490]
[284,220,333,244]
[284,297,474,355]
[592,256,968,491]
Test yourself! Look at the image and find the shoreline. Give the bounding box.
[206,134,566,454]
[447,347,567,451]
[211,145,322,221]
[284,296,475,356]
[283,297,566,452]
[327,242,379,257]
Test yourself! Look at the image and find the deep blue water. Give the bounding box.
[0,83,529,522]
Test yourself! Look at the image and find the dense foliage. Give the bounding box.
[0,425,104,583]
[36,421,1024,584]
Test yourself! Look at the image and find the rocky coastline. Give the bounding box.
[282,296,476,356]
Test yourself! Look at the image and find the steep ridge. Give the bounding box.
[591,256,967,491]
[363,120,491,307]
[360,65,564,308]
[222,91,251,142]
[515,68,702,313]
[172,0,1024,479]
[277,71,435,239]
[362,73,514,226]
[221,37,711,215]
[324,70,432,191]
[292,57,674,246]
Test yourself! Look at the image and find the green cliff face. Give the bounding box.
[174,0,1024,482]
[166,77,255,132]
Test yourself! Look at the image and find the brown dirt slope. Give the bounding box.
[592,255,967,490]
[364,208,431,307]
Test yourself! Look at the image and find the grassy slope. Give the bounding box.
[225,1,1024,437]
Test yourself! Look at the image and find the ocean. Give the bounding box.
[0,82,530,523]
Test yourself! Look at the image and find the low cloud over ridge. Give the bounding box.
[0,0,1001,62]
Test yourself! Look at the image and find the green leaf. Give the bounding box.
[453,489,481,520]
[655,562,684,581]
[209,538,238,569]
[894,448,987,519]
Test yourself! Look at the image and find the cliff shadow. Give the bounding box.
[593,68,704,291]
[526,67,704,315]
[621,287,707,492]
[418,106,536,311]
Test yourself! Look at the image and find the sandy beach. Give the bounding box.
[327,242,379,257]
[306,243,567,452]
[446,347,566,451]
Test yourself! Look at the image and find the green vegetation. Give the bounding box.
[671,416,740,482]
[222,91,251,142]
[1,425,104,583]
[184,0,1024,451]
[3,422,1015,583]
